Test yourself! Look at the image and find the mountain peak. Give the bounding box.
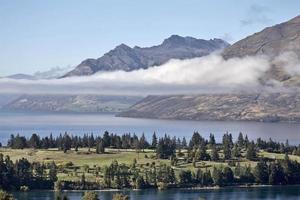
[115,43,131,50]
[162,35,189,46]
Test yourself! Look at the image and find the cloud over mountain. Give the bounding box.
[0,54,271,95]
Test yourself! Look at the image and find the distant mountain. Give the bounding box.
[223,15,300,85]
[2,94,142,113]
[34,66,74,79]
[0,94,21,108]
[4,67,74,80]
[118,93,300,123]
[6,74,36,80]
[62,35,229,77]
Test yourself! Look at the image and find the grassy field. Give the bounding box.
[1,147,299,182]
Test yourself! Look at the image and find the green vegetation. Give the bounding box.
[112,193,129,200]
[1,131,300,193]
[82,191,99,200]
[0,190,14,200]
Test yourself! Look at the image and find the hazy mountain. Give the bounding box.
[118,93,300,122]
[5,74,36,80]
[62,35,229,77]
[2,94,142,113]
[0,94,21,108]
[223,15,300,85]
[34,66,74,79]
[4,67,73,80]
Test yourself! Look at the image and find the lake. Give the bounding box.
[0,112,300,145]
[12,186,300,200]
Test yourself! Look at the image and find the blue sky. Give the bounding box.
[0,0,300,76]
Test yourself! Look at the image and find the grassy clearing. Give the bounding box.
[1,147,300,182]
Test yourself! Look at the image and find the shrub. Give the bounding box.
[82,191,99,200]
[0,190,14,200]
[112,193,129,200]
[20,185,29,192]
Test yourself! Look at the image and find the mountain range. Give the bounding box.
[119,15,300,122]
[4,16,300,121]
[62,35,229,77]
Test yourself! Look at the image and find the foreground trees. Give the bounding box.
[5,131,300,191]
[0,190,14,200]
[0,154,57,190]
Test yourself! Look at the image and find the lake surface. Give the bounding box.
[12,186,300,200]
[0,112,300,145]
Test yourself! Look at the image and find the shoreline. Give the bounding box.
[13,184,300,193]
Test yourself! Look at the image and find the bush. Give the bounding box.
[157,182,168,190]
[20,185,29,192]
[54,181,63,191]
[82,191,99,200]
[112,193,129,200]
[0,190,14,200]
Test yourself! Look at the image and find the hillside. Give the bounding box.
[223,15,300,85]
[118,93,300,122]
[3,94,142,113]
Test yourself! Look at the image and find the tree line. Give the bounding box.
[0,153,57,191]
[5,131,300,159]
[4,131,300,191]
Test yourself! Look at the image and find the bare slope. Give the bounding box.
[118,93,300,122]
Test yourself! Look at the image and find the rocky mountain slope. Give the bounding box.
[3,95,142,113]
[62,35,229,77]
[118,93,300,122]
[223,15,300,85]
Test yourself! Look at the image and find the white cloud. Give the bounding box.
[0,54,271,95]
[274,51,300,76]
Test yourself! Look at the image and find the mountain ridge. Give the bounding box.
[62,35,229,77]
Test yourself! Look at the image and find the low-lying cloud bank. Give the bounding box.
[0,53,293,95]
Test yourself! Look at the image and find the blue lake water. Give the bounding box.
[12,186,300,200]
[0,112,300,145]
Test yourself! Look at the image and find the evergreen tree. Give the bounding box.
[223,167,234,185]
[246,141,257,161]
[135,175,145,189]
[202,170,213,186]
[182,137,187,149]
[209,133,216,146]
[210,145,219,161]
[234,162,242,177]
[49,162,58,182]
[139,133,148,151]
[240,165,254,183]
[151,132,157,149]
[232,144,241,158]
[96,140,105,154]
[237,132,244,148]
[179,170,192,184]
[212,167,223,186]
[269,162,286,185]
[29,133,40,149]
[254,160,269,184]
[189,132,204,148]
